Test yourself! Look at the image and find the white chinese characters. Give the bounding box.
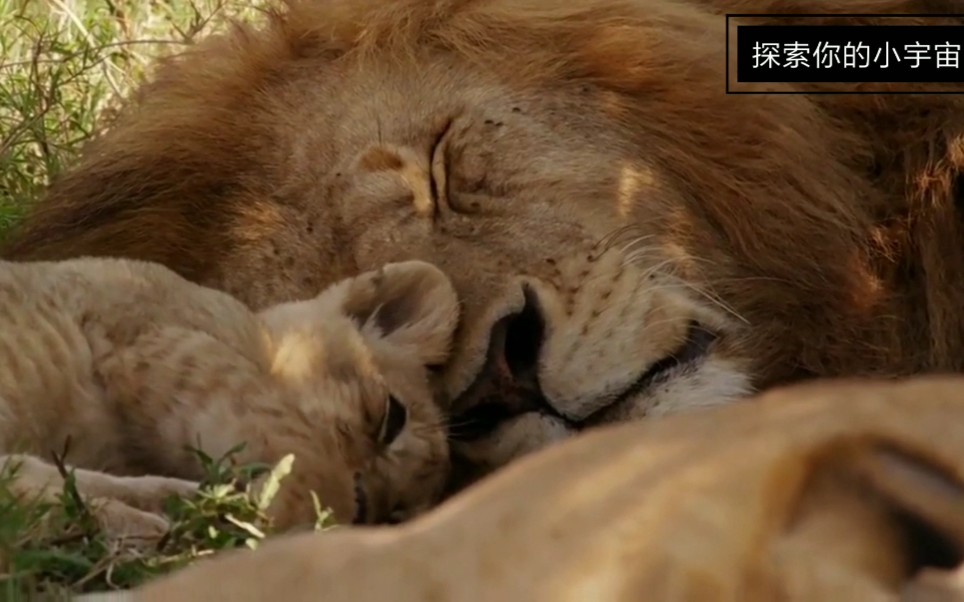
[751,40,962,69]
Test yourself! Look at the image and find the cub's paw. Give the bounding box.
[108,475,201,514]
[87,497,172,548]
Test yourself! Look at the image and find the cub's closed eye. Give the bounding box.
[379,395,408,447]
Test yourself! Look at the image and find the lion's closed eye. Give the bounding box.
[378,395,408,448]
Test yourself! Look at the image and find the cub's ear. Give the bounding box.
[341,261,460,366]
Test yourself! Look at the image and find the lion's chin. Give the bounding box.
[461,411,573,462]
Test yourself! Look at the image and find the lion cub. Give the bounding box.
[0,257,457,539]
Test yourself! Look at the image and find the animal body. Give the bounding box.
[90,375,964,602]
[0,257,456,538]
[4,0,964,490]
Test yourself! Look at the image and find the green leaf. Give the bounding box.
[310,491,337,532]
[224,515,266,540]
[255,454,295,512]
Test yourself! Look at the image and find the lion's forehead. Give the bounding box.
[279,63,636,199]
[279,69,661,268]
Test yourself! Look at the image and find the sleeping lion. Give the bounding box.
[4,0,964,494]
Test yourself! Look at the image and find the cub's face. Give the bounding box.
[257,260,458,526]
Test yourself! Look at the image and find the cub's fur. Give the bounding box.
[0,257,457,539]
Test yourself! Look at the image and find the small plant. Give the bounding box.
[0,444,337,598]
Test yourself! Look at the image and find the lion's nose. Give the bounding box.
[502,285,544,398]
[449,285,561,441]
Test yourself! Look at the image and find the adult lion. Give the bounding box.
[4,0,964,486]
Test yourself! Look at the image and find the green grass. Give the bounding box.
[0,446,337,599]
[0,1,340,597]
[0,0,265,239]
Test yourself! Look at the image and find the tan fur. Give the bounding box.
[0,257,456,538]
[85,375,964,602]
[3,0,964,486]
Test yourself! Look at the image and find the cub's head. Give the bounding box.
[256,260,458,527]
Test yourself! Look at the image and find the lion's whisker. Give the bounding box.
[595,224,642,252]
[660,275,750,325]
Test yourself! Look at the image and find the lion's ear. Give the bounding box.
[341,261,460,366]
